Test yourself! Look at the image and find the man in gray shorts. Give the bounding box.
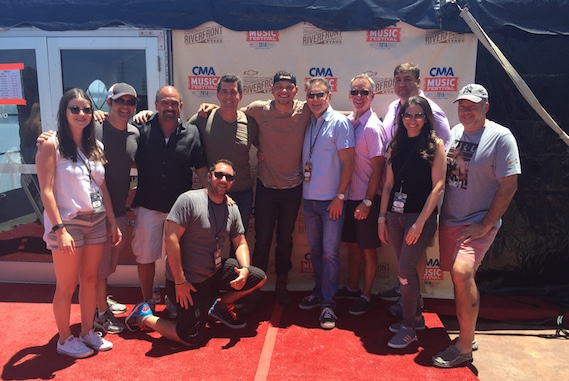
[131,85,208,307]
[432,84,521,368]
[125,159,266,345]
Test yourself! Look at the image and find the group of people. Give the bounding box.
[37,62,521,370]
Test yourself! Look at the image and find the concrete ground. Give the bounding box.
[440,316,569,380]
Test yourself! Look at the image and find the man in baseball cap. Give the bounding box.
[108,82,138,100]
[433,83,521,368]
[454,83,488,103]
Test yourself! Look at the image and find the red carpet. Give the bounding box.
[0,284,479,381]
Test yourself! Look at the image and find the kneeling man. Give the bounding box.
[126,159,266,346]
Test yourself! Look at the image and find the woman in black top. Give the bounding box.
[378,95,446,349]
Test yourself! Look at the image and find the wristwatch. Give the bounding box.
[362,199,372,207]
[336,193,345,200]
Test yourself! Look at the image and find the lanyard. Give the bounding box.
[309,117,325,163]
[77,150,96,190]
[208,197,228,251]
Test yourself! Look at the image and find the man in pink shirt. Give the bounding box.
[336,74,386,315]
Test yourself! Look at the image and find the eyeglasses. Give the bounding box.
[307,92,327,99]
[213,171,235,182]
[68,106,93,115]
[160,100,180,108]
[350,89,371,97]
[402,112,426,121]
[113,97,137,106]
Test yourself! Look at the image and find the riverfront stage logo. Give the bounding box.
[424,67,459,100]
[367,27,401,50]
[303,24,342,45]
[247,31,279,50]
[425,30,465,45]
[184,26,223,44]
[355,71,395,95]
[242,70,273,94]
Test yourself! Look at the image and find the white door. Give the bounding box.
[0,30,165,283]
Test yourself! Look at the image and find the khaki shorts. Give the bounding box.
[45,212,107,250]
[98,215,129,279]
[439,223,499,272]
[131,207,167,264]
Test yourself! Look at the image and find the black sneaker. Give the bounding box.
[208,299,246,329]
[298,294,322,310]
[349,297,371,316]
[336,286,361,300]
[378,286,400,302]
[319,307,337,330]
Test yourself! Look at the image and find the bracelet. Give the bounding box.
[241,266,250,272]
[52,223,65,232]
[175,279,187,285]
[377,216,386,224]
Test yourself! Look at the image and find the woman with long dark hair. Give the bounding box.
[37,88,121,358]
[378,95,446,349]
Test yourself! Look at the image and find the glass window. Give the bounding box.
[60,50,148,112]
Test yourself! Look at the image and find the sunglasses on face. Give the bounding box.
[68,106,93,115]
[350,89,371,97]
[113,97,137,106]
[307,92,327,99]
[402,112,426,121]
[213,171,235,182]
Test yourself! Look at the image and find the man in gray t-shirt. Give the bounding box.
[433,84,521,368]
[125,159,266,347]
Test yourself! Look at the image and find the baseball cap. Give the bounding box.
[107,82,138,100]
[273,71,296,86]
[454,84,488,103]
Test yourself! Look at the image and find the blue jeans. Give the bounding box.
[387,211,437,328]
[252,181,302,274]
[303,198,345,310]
[227,187,254,258]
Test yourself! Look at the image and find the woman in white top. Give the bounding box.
[37,88,121,358]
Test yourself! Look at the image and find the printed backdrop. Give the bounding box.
[171,22,478,299]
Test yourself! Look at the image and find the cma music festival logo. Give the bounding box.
[424,258,443,281]
[242,70,273,94]
[303,24,342,45]
[184,26,223,44]
[425,30,465,45]
[367,27,401,50]
[300,252,313,273]
[188,66,219,95]
[247,31,279,50]
[424,66,459,99]
[304,68,338,92]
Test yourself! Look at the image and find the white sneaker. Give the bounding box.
[57,335,94,358]
[81,329,113,351]
[106,295,127,315]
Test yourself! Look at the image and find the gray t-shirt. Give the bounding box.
[165,189,245,284]
[441,120,521,227]
[95,121,139,217]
